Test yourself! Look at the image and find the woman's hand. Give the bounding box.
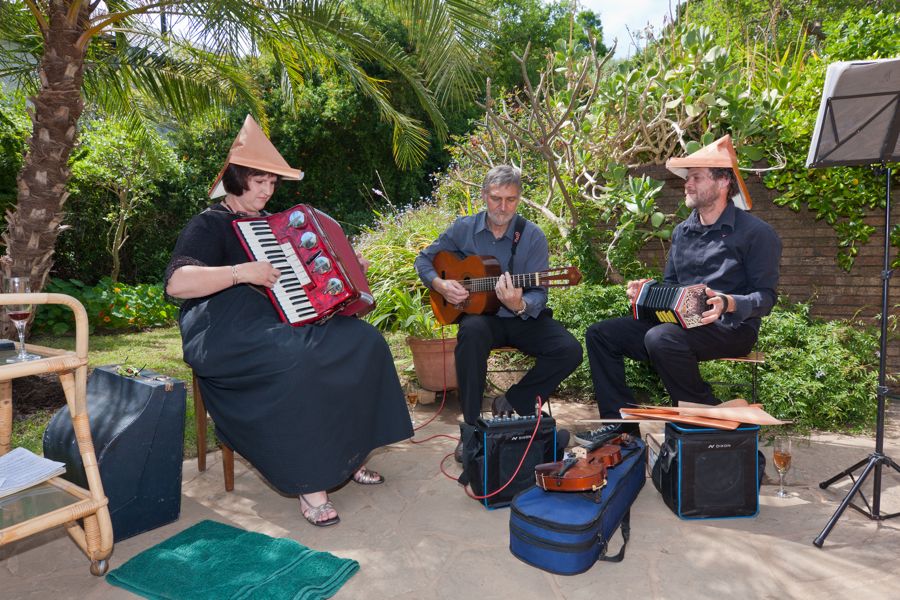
[237,261,281,288]
[355,251,370,275]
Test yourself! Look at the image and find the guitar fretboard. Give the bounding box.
[457,272,541,292]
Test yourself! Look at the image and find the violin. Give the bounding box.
[533,434,631,493]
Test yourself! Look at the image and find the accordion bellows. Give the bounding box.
[631,279,708,329]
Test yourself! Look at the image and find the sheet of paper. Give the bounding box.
[0,447,66,498]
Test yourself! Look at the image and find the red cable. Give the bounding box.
[409,332,549,502]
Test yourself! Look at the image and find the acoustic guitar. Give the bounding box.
[429,251,582,325]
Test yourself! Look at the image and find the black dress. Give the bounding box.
[166,204,412,494]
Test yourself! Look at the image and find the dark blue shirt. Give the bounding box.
[414,211,548,319]
[663,201,781,331]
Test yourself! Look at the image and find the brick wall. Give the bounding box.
[629,165,899,384]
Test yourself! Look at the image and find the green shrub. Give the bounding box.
[549,283,665,400]
[358,199,463,338]
[33,277,178,335]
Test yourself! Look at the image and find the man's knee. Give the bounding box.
[560,336,583,370]
[457,315,493,348]
[585,320,615,350]
[644,324,689,358]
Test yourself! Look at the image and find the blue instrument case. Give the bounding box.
[508,439,645,575]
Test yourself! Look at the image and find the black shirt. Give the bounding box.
[663,201,781,331]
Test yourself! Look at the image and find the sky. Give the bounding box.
[579,0,686,59]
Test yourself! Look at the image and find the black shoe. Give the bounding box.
[454,440,463,463]
[573,423,640,447]
[491,394,514,417]
[556,428,570,453]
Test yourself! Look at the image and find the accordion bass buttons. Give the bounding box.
[288,210,307,228]
[312,256,332,274]
[325,278,344,295]
[300,231,317,249]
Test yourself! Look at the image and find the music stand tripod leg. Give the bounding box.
[818,456,871,490]
[814,455,881,548]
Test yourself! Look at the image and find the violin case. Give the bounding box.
[508,438,646,575]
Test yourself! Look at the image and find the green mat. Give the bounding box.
[106,520,359,600]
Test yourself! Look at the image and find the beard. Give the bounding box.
[685,190,717,210]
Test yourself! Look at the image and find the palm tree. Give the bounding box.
[0,0,488,296]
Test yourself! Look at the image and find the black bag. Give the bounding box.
[458,414,559,509]
[43,365,186,541]
[651,422,760,519]
[509,439,646,575]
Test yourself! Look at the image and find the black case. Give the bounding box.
[43,365,186,541]
[459,414,558,509]
[509,439,646,575]
[651,422,760,519]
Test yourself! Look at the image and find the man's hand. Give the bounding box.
[626,278,654,301]
[239,261,282,288]
[433,277,470,305]
[701,287,731,324]
[495,272,524,312]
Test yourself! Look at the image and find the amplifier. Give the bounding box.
[651,422,761,519]
[43,366,186,541]
[459,414,559,509]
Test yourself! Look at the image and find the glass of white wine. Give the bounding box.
[5,277,41,363]
[774,436,792,498]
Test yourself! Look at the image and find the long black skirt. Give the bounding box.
[179,285,413,494]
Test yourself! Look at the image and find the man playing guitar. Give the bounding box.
[415,165,582,462]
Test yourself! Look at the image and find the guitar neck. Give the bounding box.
[456,272,545,292]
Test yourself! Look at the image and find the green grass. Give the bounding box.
[11,326,217,458]
[12,328,422,460]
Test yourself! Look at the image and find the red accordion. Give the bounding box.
[232,204,375,325]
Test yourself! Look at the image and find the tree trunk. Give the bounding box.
[2,2,90,336]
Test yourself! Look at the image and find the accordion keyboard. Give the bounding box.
[235,220,317,323]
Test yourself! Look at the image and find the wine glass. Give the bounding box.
[405,382,419,428]
[5,277,41,363]
[773,436,792,498]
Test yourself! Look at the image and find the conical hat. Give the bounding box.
[665,134,752,210]
[209,115,303,198]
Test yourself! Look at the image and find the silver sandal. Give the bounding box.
[299,496,340,527]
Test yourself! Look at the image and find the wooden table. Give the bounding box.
[0,293,113,575]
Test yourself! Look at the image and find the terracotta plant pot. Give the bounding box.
[406,336,458,391]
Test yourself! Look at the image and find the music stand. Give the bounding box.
[805,58,900,547]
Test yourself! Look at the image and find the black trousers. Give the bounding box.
[455,311,583,425]
[585,317,758,418]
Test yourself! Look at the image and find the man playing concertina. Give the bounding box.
[578,135,782,445]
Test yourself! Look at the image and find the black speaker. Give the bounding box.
[652,422,760,519]
[458,414,558,509]
[43,365,186,541]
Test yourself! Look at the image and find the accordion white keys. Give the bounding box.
[232,204,375,325]
[631,279,708,329]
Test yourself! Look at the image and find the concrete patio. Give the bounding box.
[2,397,900,599]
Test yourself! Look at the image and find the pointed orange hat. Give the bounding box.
[209,115,303,198]
[665,134,752,210]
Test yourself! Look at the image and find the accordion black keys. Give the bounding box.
[232,204,374,326]
[631,279,708,329]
